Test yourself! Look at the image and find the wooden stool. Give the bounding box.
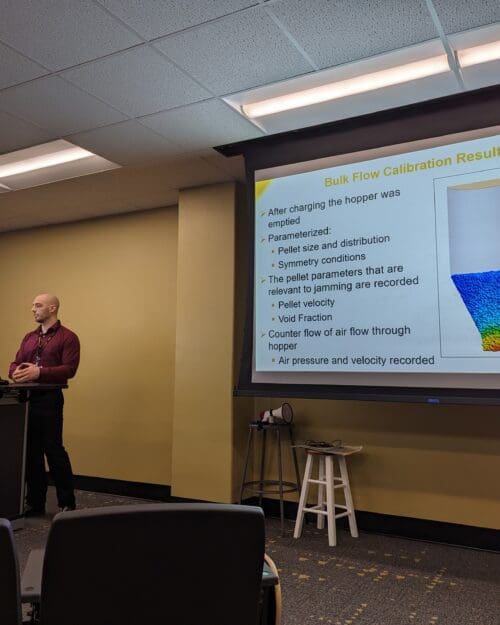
[239,422,301,535]
[293,445,362,546]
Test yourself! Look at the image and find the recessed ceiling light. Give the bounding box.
[0,145,94,178]
[457,40,500,68]
[0,140,119,192]
[242,56,450,118]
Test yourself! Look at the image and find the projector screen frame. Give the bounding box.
[217,85,500,405]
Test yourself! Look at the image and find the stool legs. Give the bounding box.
[293,453,313,540]
[325,455,337,546]
[288,427,302,493]
[240,424,301,537]
[239,427,254,504]
[258,428,267,508]
[294,452,358,546]
[276,427,285,535]
[317,456,325,530]
[338,455,358,538]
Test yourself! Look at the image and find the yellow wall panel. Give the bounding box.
[171,183,237,502]
[254,397,500,528]
[0,208,177,485]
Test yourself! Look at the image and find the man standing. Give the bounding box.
[9,294,80,516]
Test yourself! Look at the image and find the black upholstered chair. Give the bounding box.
[0,518,22,625]
[37,503,265,625]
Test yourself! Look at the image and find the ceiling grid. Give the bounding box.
[0,0,497,229]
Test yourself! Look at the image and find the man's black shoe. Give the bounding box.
[24,505,46,517]
[59,505,76,513]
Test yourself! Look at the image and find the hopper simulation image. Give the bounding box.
[448,180,500,352]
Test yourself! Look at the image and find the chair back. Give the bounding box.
[0,518,22,625]
[40,503,265,625]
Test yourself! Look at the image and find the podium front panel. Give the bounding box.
[0,398,28,518]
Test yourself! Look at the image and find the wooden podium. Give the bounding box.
[0,383,66,528]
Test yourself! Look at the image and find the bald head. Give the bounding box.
[37,293,59,309]
[32,293,60,329]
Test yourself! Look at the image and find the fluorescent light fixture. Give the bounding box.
[0,145,94,179]
[0,140,119,191]
[242,55,450,118]
[457,40,500,68]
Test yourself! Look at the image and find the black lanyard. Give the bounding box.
[34,327,58,365]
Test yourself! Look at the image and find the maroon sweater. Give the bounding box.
[9,320,80,384]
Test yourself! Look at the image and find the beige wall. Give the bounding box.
[0,208,178,485]
[0,178,499,529]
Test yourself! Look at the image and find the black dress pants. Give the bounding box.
[26,390,75,509]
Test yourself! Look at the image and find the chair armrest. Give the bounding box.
[261,554,281,625]
[21,548,44,603]
[261,561,279,587]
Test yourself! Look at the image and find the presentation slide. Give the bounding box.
[254,132,500,379]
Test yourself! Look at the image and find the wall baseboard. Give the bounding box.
[72,474,171,501]
[70,475,499,552]
[244,496,500,552]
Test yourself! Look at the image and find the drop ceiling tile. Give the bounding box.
[0,0,141,71]
[270,0,438,69]
[154,8,312,94]
[0,42,48,89]
[62,46,211,117]
[0,111,53,154]
[432,0,500,34]
[0,76,126,135]
[139,99,263,150]
[68,120,184,165]
[99,0,257,40]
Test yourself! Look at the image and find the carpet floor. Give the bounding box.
[13,488,500,625]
